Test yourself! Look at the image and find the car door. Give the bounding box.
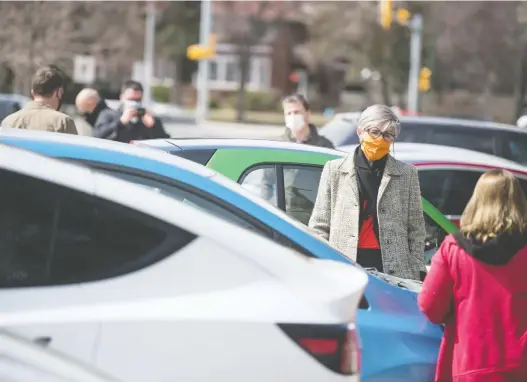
[239,163,323,225]
[0,167,99,365]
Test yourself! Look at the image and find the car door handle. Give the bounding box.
[33,336,52,347]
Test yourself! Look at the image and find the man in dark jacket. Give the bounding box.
[76,88,120,139]
[117,80,169,142]
[280,94,334,148]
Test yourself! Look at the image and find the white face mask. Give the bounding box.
[285,114,305,132]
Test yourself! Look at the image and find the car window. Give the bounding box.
[0,169,189,288]
[169,149,217,166]
[501,132,527,165]
[418,169,482,216]
[98,169,272,237]
[283,165,323,225]
[430,127,496,155]
[396,123,428,143]
[239,165,279,208]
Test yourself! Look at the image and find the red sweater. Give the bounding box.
[419,233,527,382]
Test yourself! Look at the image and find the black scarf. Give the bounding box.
[83,100,108,126]
[354,146,388,240]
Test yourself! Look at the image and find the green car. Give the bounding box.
[134,138,459,263]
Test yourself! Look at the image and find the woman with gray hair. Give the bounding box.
[309,104,426,280]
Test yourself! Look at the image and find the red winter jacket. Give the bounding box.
[419,232,527,382]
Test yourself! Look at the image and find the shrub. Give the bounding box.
[226,91,281,112]
[152,85,170,103]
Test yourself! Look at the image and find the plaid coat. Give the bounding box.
[308,154,426,280]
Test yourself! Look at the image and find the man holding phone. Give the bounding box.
[117,80,169,142]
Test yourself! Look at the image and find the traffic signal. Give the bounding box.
[380,0,392,30]
[396,8,412,26]
[419,67,432,92]
[289,72,300,83]
[187,34,216,61]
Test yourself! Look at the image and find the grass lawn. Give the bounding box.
[209,108,329,126]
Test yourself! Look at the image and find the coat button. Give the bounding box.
[388,270,395,275]
[380,208,385,213]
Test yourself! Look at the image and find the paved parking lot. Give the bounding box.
[164,120,283,140]
[73,118,284,140]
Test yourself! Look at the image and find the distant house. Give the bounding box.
[203,1,309,95]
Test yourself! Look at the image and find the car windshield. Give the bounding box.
[319,114,359,146]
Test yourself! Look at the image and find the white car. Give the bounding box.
[0,144,367,382]
[0,330,119,382]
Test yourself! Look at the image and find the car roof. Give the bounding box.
[339,142,527,173]
[333,112,522,133]
[0,127,215,178]
[162,138,527,174]
[159,138,342,155]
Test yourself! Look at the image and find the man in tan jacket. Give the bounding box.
[2,66,77,134]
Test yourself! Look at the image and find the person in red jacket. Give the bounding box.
[419,169,527,382]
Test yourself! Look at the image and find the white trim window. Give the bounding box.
[202,44,272,92]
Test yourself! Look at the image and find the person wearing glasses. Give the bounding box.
[309,104,426,280]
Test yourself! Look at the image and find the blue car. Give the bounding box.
[0,128,442,381]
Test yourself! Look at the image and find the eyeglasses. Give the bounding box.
[367,128,396,142]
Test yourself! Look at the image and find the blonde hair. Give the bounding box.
[460,169,527,242]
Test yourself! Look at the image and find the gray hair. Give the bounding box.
[357,104,401,137]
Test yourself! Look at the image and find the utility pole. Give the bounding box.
[143,1,156,107]
[196,0,213,124]
[407,14,423,114]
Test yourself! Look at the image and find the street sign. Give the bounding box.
[73,55,96,84]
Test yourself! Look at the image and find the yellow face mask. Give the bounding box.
[360,135,391,161]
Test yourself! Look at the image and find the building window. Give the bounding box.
[225,60,239,83]
[204,46,272,91]
[209,61,218,81]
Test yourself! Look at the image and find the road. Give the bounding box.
[164,120,283,140]
[74,118,285,140]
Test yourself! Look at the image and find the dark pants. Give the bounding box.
[356,248,383,272]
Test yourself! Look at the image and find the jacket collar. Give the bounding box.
[338,149,401,176]
[24,100,55,111]
[283,124,320,144]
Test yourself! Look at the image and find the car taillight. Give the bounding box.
[278,323,360,375]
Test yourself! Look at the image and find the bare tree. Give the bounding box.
[0,1,146,93]
[215,1,299,121]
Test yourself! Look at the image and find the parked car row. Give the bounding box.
[320,113,527,166]
[0,128,446,382]
[2,124,527,382]
[0,138,366,382]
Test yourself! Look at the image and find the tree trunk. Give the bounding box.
[170,58,182,105]
[236,44,250,122]
[380,74,392,106]
[514,37,527,120]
